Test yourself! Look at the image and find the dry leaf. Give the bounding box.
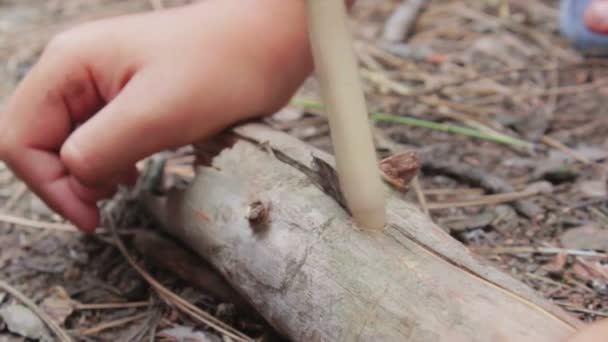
[579,180,607,198]
[438,211,495,232]
[572,257,608,283]
[560,226,608,251]
[0,304,50,341]
[158,326,222,342]
[379,151,421,192]
[541,252,567,274]
[39,286,75,326]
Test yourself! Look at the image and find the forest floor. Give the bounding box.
[1,0,608,341]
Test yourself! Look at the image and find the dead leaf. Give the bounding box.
[579,180,607,198]
[379,151,421,192]
[541,252,567,274]
[271,106,304,123]
[572,261,595,282]
[158,326,222,342]
[39,286,75,326]
[438,211,495,232]
[574,257,608,282]
[549,145,608,163]
[0,304,50,341]
[560,226,608,251]
[0,334,26,342]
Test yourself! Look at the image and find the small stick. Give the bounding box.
[0,213,134,235]
[80,313,148,336]
[74,301,149,311]
[411,177,430,216]
[541,135,591,165]
[0,213,79,232]
[426,189,539,210]
[1,183,27,212]
[488,246,607,257]
[423,188,485,197]
[306,0,386,230]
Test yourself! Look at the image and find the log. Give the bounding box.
[143,122,582,342]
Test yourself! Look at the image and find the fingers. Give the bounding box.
[60,66,241,185]
[7,148,100,232]
[585,0,608,33]
[0,30,112,231]
[68,177,117,204]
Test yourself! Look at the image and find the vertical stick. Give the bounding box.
[305,0,385,230]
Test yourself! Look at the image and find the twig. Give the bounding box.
[423,188,485,197]
[1,183,27,212]
[541,135,591,165]
[489,246,607,257]
[107,219,253,342]
[554,303,608,317]
[75,301,149,311]
[411,176,430,216]
[409,60,608,97]
[426,189,539,210]
[382,0,428,42]
[563,197,608,212]
[0,213,135,235]
[80,313,147,336]
[0,280,72,342]
[0,213,79,232]
[421,159,544,219]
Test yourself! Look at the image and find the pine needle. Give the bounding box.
[107,218,253,342]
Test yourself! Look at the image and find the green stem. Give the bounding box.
[290,98,534,150]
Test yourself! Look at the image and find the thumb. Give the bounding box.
[584,0,608,33]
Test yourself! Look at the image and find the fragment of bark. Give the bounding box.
[421,159,544,219]
[142,123,581,342]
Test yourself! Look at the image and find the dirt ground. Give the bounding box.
[1,0,608,341]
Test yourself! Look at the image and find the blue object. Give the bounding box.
[560,0,608,55]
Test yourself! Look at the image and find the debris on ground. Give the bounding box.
[1,0,608,340]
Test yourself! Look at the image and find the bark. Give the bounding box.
[143,123,582,342]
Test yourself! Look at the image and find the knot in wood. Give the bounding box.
[247,200,271,232]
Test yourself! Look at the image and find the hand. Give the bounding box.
[564,318,608,341]
[0,0,313,232]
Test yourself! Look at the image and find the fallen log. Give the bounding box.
[143,122,582,342]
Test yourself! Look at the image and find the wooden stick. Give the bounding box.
[305,0,386,230]
[142,123,582,341]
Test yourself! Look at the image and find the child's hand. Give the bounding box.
[0,0,313,232]
[564,318,608,341]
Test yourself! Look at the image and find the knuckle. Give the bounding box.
[44,29,82,58]
[60,143,99,186]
